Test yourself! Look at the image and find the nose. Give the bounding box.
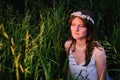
[76,26,80,32]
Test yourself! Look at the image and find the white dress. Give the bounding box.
[69,49,98,80]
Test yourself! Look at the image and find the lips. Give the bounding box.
[75,33,79,35]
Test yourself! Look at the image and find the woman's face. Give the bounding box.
[70,17,87,40]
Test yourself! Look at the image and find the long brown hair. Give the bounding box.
[68,9,98,66]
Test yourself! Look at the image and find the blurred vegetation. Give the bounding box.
[0,0,120,80]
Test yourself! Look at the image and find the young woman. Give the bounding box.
[64,10,107,80]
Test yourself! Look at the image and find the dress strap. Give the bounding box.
[91,54,96,60]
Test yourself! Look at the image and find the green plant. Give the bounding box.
[0,0,120,80]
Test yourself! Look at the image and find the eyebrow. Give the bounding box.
[71,23,85,26]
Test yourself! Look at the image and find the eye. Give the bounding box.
[78,25,85,28]
[71,23,76,27]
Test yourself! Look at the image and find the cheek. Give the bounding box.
[84,29,87,34]
[82,29,87,36]
[70,27,74,33]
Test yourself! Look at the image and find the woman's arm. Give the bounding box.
[64,40,72,79]
[95,47,106,80]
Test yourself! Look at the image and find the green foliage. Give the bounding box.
[0,0,120,80]
[103,23,120,79]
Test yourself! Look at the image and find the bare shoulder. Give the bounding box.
[93,41,106,55]
[93,46,106,61]
[94,46,106,56]
[64,40,73,54]
[64,40,72,48]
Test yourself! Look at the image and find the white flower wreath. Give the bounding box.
[71,11,94,24]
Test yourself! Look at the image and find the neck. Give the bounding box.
[76,38,86,48]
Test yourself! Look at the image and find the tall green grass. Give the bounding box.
[103,22,120,80]
[0,0,120,80]
[0,1,68,80]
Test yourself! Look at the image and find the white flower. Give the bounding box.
[71,11,94,24]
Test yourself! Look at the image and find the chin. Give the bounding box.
[73,36,86,40]
[73,37,80,39]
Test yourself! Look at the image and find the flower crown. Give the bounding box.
[71,11,94,24]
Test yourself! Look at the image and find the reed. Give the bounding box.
[0,0,120,80]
